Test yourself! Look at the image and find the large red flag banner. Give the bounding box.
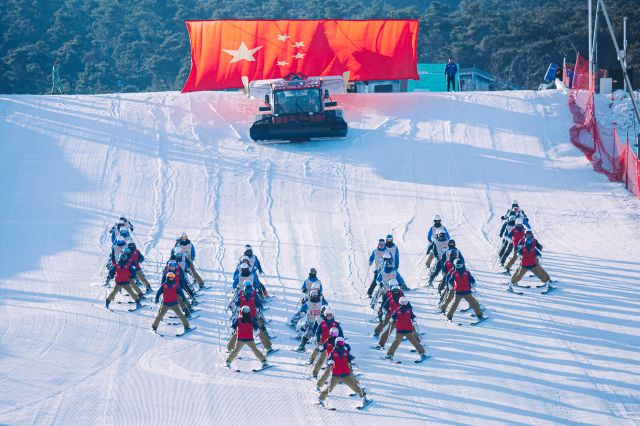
[182,19,419,92]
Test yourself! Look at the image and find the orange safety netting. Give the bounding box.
[568,54,640,197]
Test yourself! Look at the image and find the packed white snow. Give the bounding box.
[1,89,639,425]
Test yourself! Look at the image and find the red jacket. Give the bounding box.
[114,260,134,284]
[318,319,339,341]
[236,318,257,340]
[384,290,403,313]
[239,291,257,318]
[328,347,352,376]
[161,282,179,304]
[512,227,526,246]
[520,240,538,267]
[393,306,415,333]
[130,250,141,268]
[452,271,472,293]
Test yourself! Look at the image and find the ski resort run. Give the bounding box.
[1,89,640,425]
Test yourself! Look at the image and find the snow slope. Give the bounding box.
[1,89,639,425]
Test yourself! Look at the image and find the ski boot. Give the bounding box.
[105,299,111,309]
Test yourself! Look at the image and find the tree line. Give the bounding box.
[0,0,637,94]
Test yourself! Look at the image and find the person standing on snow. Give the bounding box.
[317,337,369,408]
[441,259,484,321]
[105,253,142,309]
[225,306,270,370]
[51,60,63,95]
[174,233,205,288]
[444,58,458,92]
[151,272,191,333]
[367,239,391,297]
[508,231,552,291]
[425,215,450,268]
[384,234,400,269]
[382,297,428,362]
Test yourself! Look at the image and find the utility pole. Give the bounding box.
[598,0,640,127]
[623,16,627,92]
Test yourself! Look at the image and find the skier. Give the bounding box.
[367,239,391,297]
[241,244,264,275]
[441,259,484,321]
[313,327,340,388]
[232,263,262,291]
[127,241,152,293]
[293,291,327,352]
[373,282,403,338]
[428,239,464,286]
[301,268,322,294]
[376,259,408,291]
[51,60,63,95]
[425,230,450,286]
[500,200,529,223]
[444,58,458,92]
[317,337,369,408]
[105,253,142,310]
[381,297,428,361]
[508,231,551,291]
[502,218,527,271]
[227,281,275,355]
[109,217,134,244]
[425,215,450,268]
[174,233,205,288]
[225,305,269,370]
[384,235,400,269]
[498,215,517,259]
[151,272,191,333]
[162,260,195,316]
[310,309,343,375]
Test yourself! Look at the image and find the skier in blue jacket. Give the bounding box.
[445,58,458,92]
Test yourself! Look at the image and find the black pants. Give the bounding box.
[447,76,456,92]
[500,243,513,265]
[367,271,379,296]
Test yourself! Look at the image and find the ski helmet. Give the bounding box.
[399,296,409,306]
[116,238,126,246]
[243,280,252,288]
[166,272,176,281]
[122,247,131,256]
[324,307,334,317]
[329,327,339,337]
[377,238,385,247]
[448,239,456,248]
[391,285,401,293]
[335,337,345,347]
[434,214,442,222]
[180,232,188,240]
[508,215,516,225]
[174,252,183,260]
[437,230,447,241]
[309,268,317,277]
[309,291,320,303]
[244,244,253,256]
[386,234,393,242]
[118,253,128,262]
[384,260,393,269]
[454,259,464,269]
[241,305,251,314]
[119,229,130,238]
[240,263,250,270]
[525,229,533,236]
[168,260,177,269]
[241,255,250,263]
[128,241,136,248]
[515,218,524,226]
[512,199,518,206]
[449,249,459,259]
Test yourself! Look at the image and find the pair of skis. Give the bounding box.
[151,326,197,338]
[224,363,274,373]
[314,398,373,411]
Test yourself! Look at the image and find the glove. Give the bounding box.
[318,345,325,351]
[326,359,334,365]
[389,317,395,323]
[154,298,159,304]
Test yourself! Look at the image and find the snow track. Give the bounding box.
[1,90,639,425]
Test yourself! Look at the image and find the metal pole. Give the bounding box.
[599,0,640,127]
[592,0,600,66]
[623,17,627,92]
[588,0,600,92]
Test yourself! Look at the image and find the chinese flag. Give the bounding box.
[182,19,419,92]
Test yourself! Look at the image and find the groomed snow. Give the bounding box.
[1,89,639,425]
